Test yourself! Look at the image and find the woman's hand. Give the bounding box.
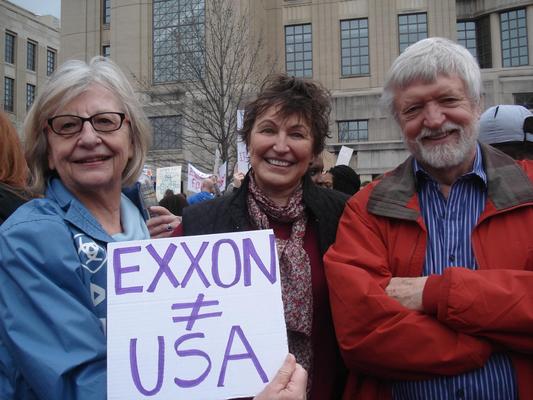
[253,354,307,400]
[146,206,182,238]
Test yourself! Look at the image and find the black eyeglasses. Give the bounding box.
[47,112,126,136]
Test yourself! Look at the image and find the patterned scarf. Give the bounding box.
[246,172,314,382]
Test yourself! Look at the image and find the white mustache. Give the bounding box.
[418,122,464,141]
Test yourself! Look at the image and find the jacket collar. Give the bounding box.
[45,178,114,242]
[368,142,533,220]
[482,143,533,209]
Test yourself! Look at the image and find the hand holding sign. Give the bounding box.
[254,354,307,400]
[146,206,182,239]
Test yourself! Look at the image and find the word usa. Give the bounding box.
[130,324,268,395]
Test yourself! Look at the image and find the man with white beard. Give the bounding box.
[324,37,533,400]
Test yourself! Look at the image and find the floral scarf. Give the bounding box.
[246,172,314,383]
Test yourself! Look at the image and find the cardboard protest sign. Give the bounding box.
[236,110,250,173]
[141,165,156,187]
[156,165,182,200]
[336,145,354,166]
[187,163,211,193]
[237,109,244,131]
[236,138,249,174]
[107,230,288,400]
[217,161,227,191]
[213,148,221,175]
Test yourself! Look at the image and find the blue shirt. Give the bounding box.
[392,145,518,400]
[187,190,215,205]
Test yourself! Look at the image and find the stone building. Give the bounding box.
[61,0,533,182]
[1,0,60,133]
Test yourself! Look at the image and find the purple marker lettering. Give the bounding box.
[174,332,212,388]
[242,234,277,286]
[130,336,165,396]
[217,325,268,387]
[171,293,222,331]
[113,246,143,295]
[212,239,241,288]
[146,243,179,292]
[180,241,211,288]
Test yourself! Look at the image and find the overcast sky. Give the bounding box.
[9,0,61,18]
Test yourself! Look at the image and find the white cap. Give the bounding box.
[479,105,533,144]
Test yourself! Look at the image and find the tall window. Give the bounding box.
[476,16,492,68]
[285,23,312,78]
[457,18,492,69]
[153,0,205,83]
[5,32,15,64]
[149,116,182,150]
[47,48,56,75]
[26,84,35,110]
[340,18,369,77]
[398,13,427,53]
[500,8,528,67]
[457,21,477,58]
[103,0,111,24]
[4,77,14,112]
[338,120,368,142]
[102,45,111,58]
[27,41,36,71]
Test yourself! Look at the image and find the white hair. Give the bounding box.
[381,37,482,121]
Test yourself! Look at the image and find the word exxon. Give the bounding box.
[112,235,277,295]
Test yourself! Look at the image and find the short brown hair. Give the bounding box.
[240,74,331,156]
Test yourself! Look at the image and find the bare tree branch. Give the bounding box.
[136,0,275,177]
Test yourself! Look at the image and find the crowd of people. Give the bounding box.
[0,36,532,400]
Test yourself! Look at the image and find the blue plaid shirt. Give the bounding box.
[392,145,518,400]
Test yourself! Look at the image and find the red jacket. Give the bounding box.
[324,144,533,399]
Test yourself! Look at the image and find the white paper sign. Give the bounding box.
[213,148,221,175]
[156,166,182,200]
[107,230,288,400]
[237,109,244,131]
[336,145,354,166]
[236,138,249,174]
[236,110,250,174]
[187,164,211,193]
[217,161,227,191]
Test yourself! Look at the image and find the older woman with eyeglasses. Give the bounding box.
[0,56,152,399]
[0,58,307,400]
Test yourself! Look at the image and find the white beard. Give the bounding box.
[405,121,479,169]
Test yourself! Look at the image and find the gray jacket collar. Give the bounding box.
[368,142,533,221]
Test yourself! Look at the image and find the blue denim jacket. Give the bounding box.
[0,178,147,399]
